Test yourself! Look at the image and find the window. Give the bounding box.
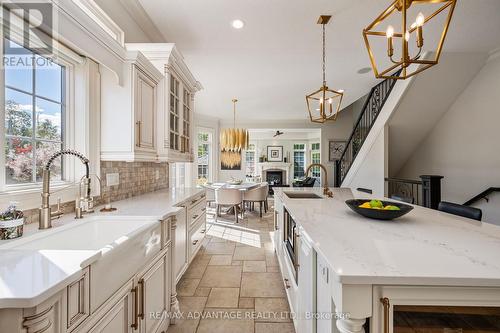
[170,162,185,188]
[169,74,180,151]
[181,89,191,153]
[4,38,65,186]
[245,143,256,177]
[197,131,212,185]
[293,143,306,179]
[311,142,321,183]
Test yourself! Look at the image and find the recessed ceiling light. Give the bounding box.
[232,19,244,29]
[357,67,372,74]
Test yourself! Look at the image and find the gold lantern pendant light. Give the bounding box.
[220,99,249,152]
[306,15,344,124]
[363,0,457,80]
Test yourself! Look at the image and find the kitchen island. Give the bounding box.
[273,187,500,333]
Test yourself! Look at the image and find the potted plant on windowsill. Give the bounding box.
[0,203,24,240]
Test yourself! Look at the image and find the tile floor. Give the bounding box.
[168,201,296,333]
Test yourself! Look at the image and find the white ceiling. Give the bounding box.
[249,128,321,140]
[139,0,500,121]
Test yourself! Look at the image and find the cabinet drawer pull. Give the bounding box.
[192,240,199,246]
[380,297,390,333]
[200,229,206,234]
[192,214,199,220]
[201,207,206,212]
[136,121,141,147]
[131,286,139,329]
[138,279,145,320]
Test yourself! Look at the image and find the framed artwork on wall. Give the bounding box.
[329,140,346,161]
[267,146,283,162]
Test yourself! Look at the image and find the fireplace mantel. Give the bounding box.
[257,162,292,185]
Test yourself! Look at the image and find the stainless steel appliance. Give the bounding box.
[283,208,299,281]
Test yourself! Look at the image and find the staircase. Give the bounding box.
[335,72,400,186]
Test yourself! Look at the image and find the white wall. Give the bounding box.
[397,52,500,225]
[343,127,388,196]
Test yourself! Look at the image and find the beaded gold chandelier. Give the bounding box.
[220,99,249,152]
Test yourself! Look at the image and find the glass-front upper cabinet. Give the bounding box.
[169,74,180,151]
[125,43,202,163]
[182,89,191,153]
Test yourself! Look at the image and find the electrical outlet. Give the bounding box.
[155,170,160,180]
[106,173,119,186]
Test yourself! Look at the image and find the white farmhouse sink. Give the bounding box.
[14,217,157,252]
[8,216,163,312]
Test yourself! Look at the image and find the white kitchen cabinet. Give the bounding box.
[135,69,157,151]
[273,196,284,255]
[101,51,163,162]
[136,249,170,333]
[65,267,90,331]
[316,252,337,333]
[297,228,315,333]
[86,282,133,333]
[172,209,188,283]
[125,43,203,163]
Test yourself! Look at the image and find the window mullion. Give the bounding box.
[32,52,37,183]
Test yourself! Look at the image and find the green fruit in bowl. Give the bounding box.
[384,205,400,211]
[369,200,383,209]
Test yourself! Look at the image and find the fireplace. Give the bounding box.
[266,170,284,185]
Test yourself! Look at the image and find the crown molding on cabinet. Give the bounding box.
[126,43,203,93]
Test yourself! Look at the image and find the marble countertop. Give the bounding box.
[274,187,500,287]
[0,187,204,308]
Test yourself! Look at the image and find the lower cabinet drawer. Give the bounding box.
[66,267,90,332]
[188,200,206,228]
[189,220,206,259]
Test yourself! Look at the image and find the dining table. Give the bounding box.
[203,182,262,217]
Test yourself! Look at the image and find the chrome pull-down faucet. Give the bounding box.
[39,150,92,229]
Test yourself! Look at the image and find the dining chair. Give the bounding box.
[243,183,269,218]
[215,188,242,223]
[205,186,215,207]
[438,201,482,221]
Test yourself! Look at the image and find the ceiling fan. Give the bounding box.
[273,130,284,137]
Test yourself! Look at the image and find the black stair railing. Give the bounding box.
[464,187,500,206]
[335,72,401,186]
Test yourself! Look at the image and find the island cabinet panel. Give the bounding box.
[296,228,315,333]
[316,253,336,333]
[372,286,500,333]
[273,197,284,252]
